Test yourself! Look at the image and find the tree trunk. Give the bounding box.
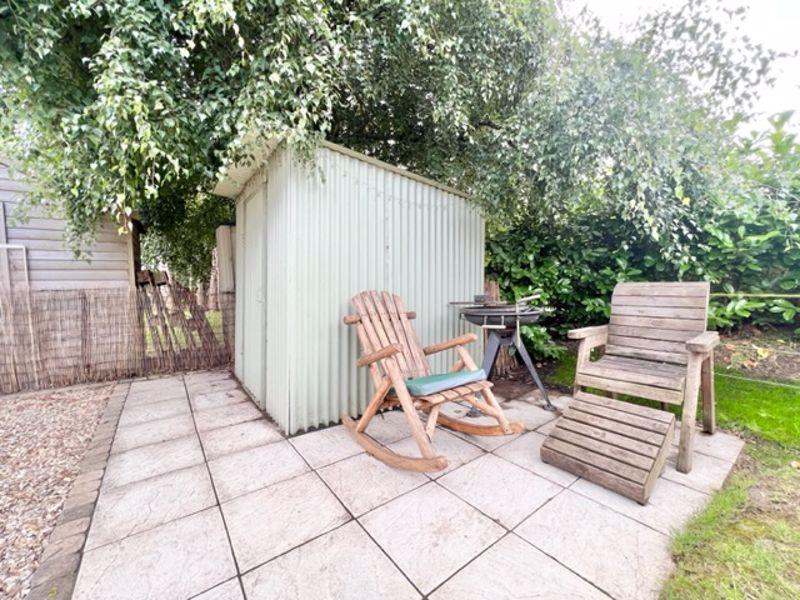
[484,279,516,377]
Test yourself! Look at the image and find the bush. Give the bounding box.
[487,115,800,353]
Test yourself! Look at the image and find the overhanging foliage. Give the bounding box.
[0,0,795,322]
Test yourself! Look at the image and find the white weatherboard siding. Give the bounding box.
[231,144,484,434]
[0,162,130,290]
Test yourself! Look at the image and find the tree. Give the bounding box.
[0,0,784,289]
[1,0,550,282]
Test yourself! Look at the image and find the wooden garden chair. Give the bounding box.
[565,282,718,475]
[342,290,524,472]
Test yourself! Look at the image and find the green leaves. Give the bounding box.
[769,300,799,323]
[0,0,795,300]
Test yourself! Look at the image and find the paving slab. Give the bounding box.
[67,374,733,600]
[208,441,309,502]
[515,490,673,600]
[189,379,240,398]
[363,410,416,445]
[288,424,363,469]
[672,427,745,463]
[86,464,216,550]
[200,419,284,460]
[431,533,607,599]
[222,472,350,571]
[438,403,521,451]
[534,417,559,436]
[499,398,560,430]
[117,398,190,428]
[193,579,244,600]
[73,509,235,600]
[570,476,709,536]
[124,390,188,408]
[112,413,196,454]
[663,448,735,494]
[494,431,579,487]
[104,435,205,489]
[185,370,233,387]
[388,429,484,478]
[127,376,185,395]
[192,389,251,412]
[242,522,420,600]
[360,483,505,594]
[194,401,263,433]
[317,452,428,516]
[438,454,563,528]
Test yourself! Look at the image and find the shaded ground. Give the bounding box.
[716,326,800,382]
[0,384,114,600]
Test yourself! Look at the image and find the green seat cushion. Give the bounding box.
[404,369,487,397]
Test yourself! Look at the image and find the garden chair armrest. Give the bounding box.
[567,325,608,341]
[357,343,403,367]
[423,333,478,355]
[686,331,720,354]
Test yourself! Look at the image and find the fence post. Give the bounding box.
[216,225,235,360]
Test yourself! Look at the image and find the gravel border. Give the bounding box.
[24,382,129,600]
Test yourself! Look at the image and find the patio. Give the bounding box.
[60,370,743,600]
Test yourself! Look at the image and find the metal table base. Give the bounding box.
[467,329,556,417]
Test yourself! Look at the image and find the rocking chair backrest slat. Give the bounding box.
[607,282,710,365]
[392,294,430,377]
[352,291,430,379]
[369,290,411,376]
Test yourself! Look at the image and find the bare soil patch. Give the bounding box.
[0,383,114,600]
[716,326,800,382]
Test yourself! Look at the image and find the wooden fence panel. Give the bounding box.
[0,285,234,394]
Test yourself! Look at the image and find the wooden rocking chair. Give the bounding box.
[342,291,524,472]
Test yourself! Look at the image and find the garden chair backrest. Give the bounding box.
[606,282,710,366]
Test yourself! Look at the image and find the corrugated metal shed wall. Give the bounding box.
[240,185,266,402]
[233,197,245,381]
[270,145,484,434]
[263,151,292,425]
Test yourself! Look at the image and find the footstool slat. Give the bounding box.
[541,392,675,504]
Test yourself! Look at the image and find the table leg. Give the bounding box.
[467,331,503,418]
[513,335,556,411]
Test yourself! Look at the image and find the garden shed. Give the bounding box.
[214,141,484,434]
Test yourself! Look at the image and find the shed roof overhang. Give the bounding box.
[212,138,468,200]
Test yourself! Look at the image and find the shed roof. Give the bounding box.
[212,139,468,200]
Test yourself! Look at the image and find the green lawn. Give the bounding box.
[543,348,800,599]
[662,440,800,599]
[543,351,800,446]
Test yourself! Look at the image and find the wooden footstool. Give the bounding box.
[540,392,675,504]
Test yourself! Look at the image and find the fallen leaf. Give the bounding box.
[755,346,771,359]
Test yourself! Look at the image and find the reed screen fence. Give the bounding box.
[0,285,234,395]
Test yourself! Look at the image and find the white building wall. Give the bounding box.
[0,161,131,290]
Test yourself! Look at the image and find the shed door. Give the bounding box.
[241,188,265,404]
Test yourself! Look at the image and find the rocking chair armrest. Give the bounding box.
[357,343,403,367]
[568,325,608,343]
[423,333,478,355]
[686,331,720,355]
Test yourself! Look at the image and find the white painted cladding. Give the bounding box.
[0,161,130,290]
[234,144,484,434]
